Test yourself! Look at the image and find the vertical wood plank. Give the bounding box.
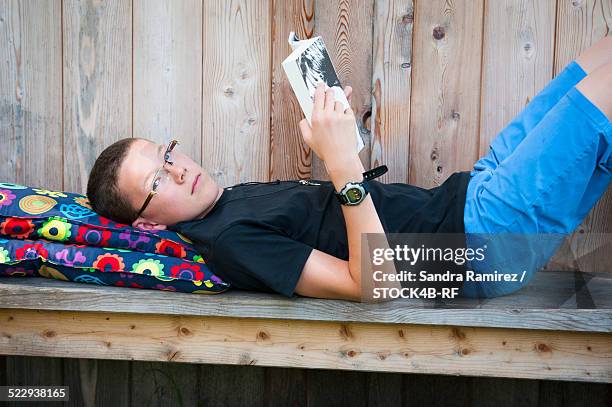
[478,0,556,159]
[62,0,132,194]
[306,368,368,407]
[0,355,6,386]
[131,360,199,407]
[270,0,315,181]
[63,358,131,407]
[538,379,612,406]
[199,364,265,406]
[402,373,472,407]
[0,0,62,190]
[371,0,414,183]
[546,0,612,273]
[409,0,483,187]
[264,366,306,407]
[470,377,539,407]
[367,371,402,407]
[313,0,375,180]
[202,0,271,186]
[5,356,64,407]
[133,0,202,165]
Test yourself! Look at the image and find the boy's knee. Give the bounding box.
[575,63,612,121]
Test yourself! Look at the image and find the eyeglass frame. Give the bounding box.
[136,139,180,218]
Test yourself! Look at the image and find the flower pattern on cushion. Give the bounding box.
[169,263,205,281]
[38,216,72,242]
[32,188,67,198]
[131,258,165,277]
[1,184,203,261]
[74,196,92,210]
[1,217,35,239]
[0,238,230,294]
[15,243,48,261]
[75,225,111,246]
[3,266,35,276]
[0,182,230,294]
[156,239,186,258]
[0,189,16,207]
[0,247,9,263]
[92,253,126,272]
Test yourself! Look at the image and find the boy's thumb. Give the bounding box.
[299,119,311,139]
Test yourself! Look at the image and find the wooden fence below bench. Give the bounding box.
[0,271,611,383]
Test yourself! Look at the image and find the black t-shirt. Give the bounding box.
[168,171,472,298]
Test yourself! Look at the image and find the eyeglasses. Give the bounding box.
[136,139,180,218]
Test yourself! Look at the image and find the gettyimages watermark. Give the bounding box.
[360,232,612,309]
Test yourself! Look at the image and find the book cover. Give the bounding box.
[282,32,365,153]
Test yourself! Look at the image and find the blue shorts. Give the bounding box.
[461,60,612,298]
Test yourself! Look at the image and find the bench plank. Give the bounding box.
[0,308,610,383]
[0,271,610,333]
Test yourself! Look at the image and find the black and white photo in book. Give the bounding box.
[283,32,365,152]
[296,38,342,102]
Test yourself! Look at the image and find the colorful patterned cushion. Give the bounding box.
[0,237,230,294]
[0,182,200,260]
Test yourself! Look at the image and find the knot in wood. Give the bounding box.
[433,26,445,40]
[402,14,413,24]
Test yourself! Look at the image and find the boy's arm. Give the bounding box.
[297,84,400,302]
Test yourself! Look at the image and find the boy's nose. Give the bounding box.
[164,161,186,182]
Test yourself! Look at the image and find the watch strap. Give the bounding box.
[363,165,388,181]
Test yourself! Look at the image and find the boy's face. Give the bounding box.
[118,139,223,230]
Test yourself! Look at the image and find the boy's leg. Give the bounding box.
[471,60,587,176]
[473,36,612,175]
[462,64,612,298]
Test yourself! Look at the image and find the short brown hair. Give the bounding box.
[87,137,142,225]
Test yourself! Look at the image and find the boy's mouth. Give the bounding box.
[192,173,201,194]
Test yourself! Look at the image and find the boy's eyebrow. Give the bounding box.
[143,144,164,191]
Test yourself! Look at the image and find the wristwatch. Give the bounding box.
[334,165,388,206]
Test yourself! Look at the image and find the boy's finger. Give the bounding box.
[344,86,352,99]
[313,83,325,112]
[334,101,344,113]
[324,88,336,111]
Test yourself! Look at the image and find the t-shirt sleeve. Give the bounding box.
[210,223,314,298]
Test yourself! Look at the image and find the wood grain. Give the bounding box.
[62,0,132,195]
[0,271,610,332]
[202,0,271,186]
[1,308,610,382]
[313,0,375,180]
[408,0,483,187]
[0,1,70,393]
[270,0,315,182]
[544,0,612,273]
[371,0,414,184]
[133,0,202,164]
[0,0,62,190]
[479,0,556,160]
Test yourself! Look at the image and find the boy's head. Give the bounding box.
[87,137,223,230]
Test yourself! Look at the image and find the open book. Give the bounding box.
[282,32,365,153]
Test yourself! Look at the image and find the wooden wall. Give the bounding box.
[1,0,610,270]
[0,355,610,406]
[0,0,611,402]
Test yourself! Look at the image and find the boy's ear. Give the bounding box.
[132,217,167,231]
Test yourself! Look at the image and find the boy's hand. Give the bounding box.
[299,83,357,165]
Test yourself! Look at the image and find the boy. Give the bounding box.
[87,37,612,302]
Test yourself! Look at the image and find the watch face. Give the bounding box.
[346,187,363,203]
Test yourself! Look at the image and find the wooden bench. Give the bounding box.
[0,271,610,383]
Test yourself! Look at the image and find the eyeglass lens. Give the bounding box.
[153,140,179,192]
